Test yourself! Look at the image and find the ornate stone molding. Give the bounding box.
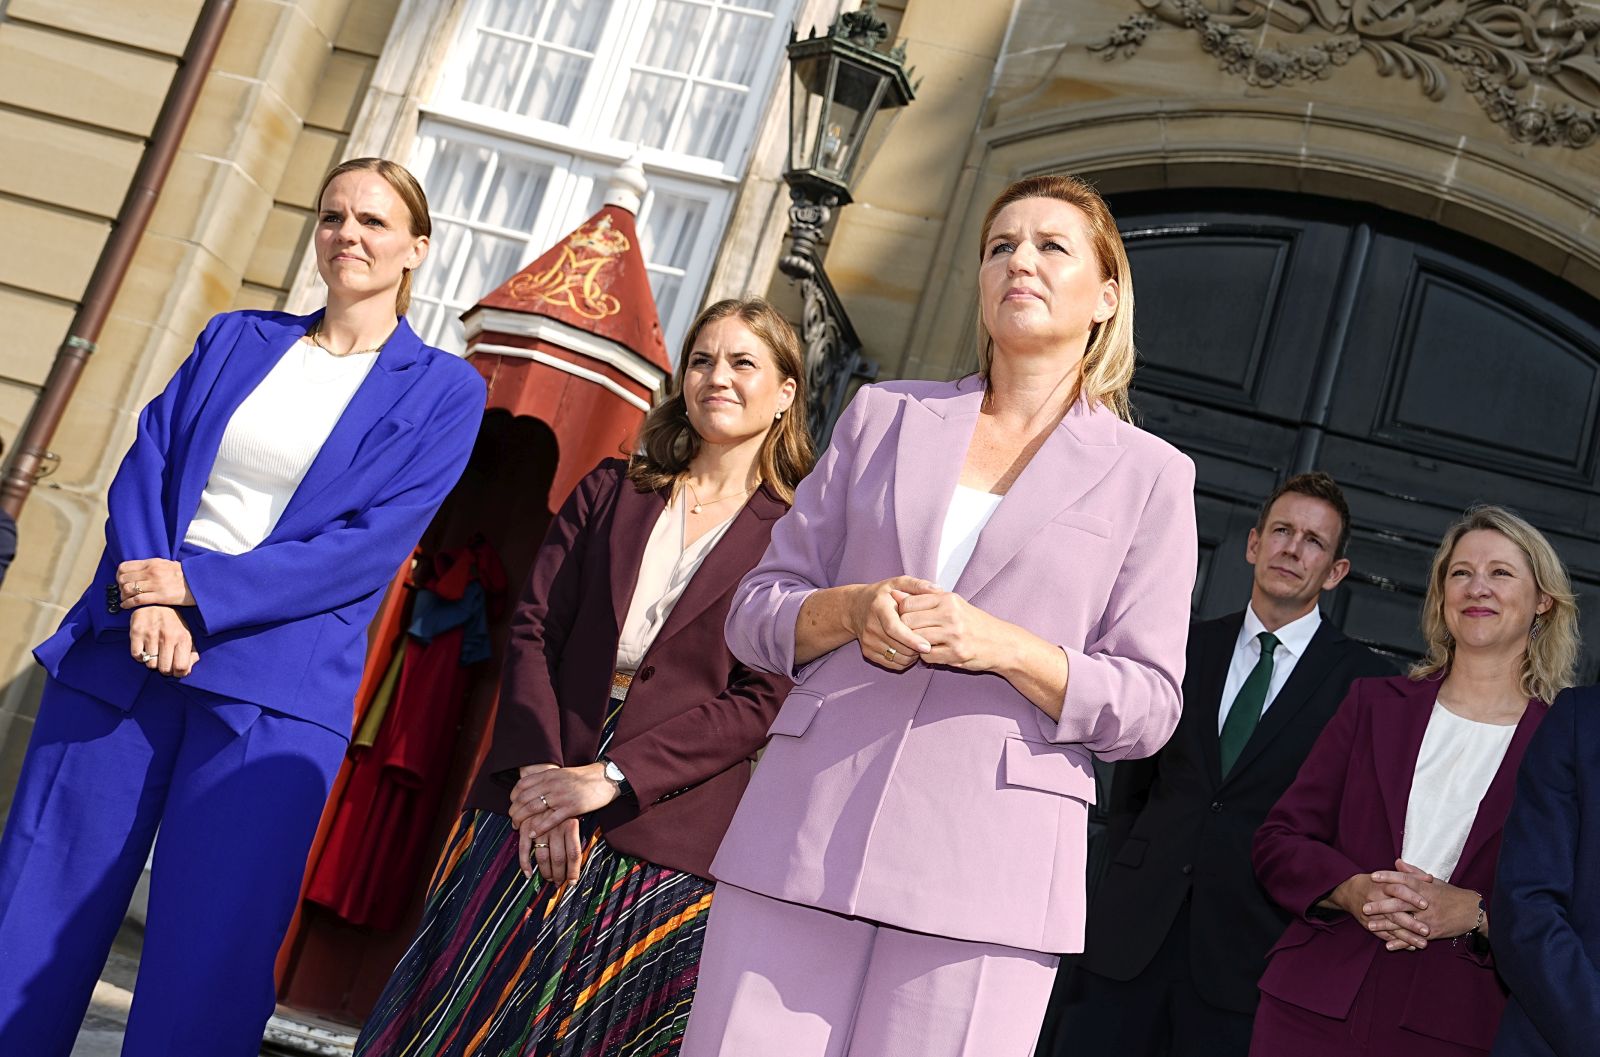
[1090,0,1600,148]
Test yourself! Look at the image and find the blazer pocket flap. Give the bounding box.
[1003,737,1097,803]
[768,689,824,738]
[1050,511,1113,538]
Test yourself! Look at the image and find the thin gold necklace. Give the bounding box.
[684,481,751,515]
[309,322,389,357]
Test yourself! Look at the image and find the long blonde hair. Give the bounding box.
[1410,505,1579,704]
[627,297,814,502]
[315,157,431,317]
[976,173,1136,421]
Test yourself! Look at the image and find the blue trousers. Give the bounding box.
[0,672,347,1056]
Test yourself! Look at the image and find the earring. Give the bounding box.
[1531,617,1544,640]
[775,409,784,420]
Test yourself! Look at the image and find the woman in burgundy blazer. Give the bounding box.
[356,298,810,1057]
[1251,506,1577,1057]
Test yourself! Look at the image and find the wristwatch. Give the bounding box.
[600,757,633,799]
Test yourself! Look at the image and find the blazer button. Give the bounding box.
[1210,801,1222,813]
[639,665,655,682]
[1181,864,1193,876]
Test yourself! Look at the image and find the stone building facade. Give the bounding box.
[4,0,1600,813]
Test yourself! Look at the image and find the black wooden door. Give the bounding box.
[1114,191,1600,678]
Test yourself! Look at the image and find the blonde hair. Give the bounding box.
[315,157,432,317]
[976,173,1135,421]
[628,297,814,503]
[1410,505,1579,704]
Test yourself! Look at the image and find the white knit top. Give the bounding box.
[935,485,1004,590]
[1400,701,1518,882]
[183,338,378,555]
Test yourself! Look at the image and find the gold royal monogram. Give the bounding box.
[506,215,631,320]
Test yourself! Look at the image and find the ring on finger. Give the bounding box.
[538,794,551,809]
[533,842,549,849]
[884,646,897,660]
[139,651,157,664]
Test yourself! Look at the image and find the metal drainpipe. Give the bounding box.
[0,0,238,518]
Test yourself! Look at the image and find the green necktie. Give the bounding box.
[1219,631,1280,776]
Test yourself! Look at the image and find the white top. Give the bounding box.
[1216,604,1323,732]
[184,338,378,555]
[935,485,1005,591]
[1401,701,1517,882]
[615,491,740,673]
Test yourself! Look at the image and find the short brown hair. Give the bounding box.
[315,157,432,317]
[628,297,814,503]
[977,173,1135,420]
[1256,472,1352,560]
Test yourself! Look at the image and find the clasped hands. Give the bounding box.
[1329,858,1484,952]
[508,762,622,885]
[117,558,199,677]
[850,575,1012,673]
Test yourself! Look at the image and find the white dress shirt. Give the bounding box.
[1216,604,1323,733]
[614,491,739,674]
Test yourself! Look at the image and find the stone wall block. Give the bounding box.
[335,0,402,57]
[150,153,276,277]
[0,111,142,219]
[278,126,348,209]
[8,0,203,57]
[0,23,172,136]
[306,50,375,130]
[215,0,336,119]
[0,199,109,302]
[183,72,303,199]
[246,204,315,288]
[0,290,74,390]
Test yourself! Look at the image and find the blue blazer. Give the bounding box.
[1492,685,1600,1057]
[35,309,485,736]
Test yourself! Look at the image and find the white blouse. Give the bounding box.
[614,491,740,673]
[935,485,1004,591]
[1400,701,1518,882]
[184,338,377,555]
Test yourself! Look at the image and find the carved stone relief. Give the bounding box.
[1089,0,1600,148]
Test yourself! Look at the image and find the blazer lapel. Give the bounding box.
[1451,700,1544,880]
[891,379,983,581]
[1223,620,1344,782]
[651,487,785,650]
[268,318,427,538]
[1374,677,1439,849]
[1195,613,1244,787]
[954,398,1124,601]
[170,310,318,548]
[607,479,667,634]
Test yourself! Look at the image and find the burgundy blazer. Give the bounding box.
[1252,674,1548,1051]
[465,458,792,879]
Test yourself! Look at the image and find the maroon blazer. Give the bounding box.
[1252,674,1547,1052]
[465,458,792,879]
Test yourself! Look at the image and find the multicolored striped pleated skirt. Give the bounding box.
[355,700,714,1057]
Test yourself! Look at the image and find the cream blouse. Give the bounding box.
[614,490,740,673]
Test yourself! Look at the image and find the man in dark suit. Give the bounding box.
[1045,472,1394,1057]
[1492,685,1600,1057]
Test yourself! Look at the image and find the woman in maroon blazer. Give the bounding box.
[355,297,812,1057]
[1250,505,1577,1057]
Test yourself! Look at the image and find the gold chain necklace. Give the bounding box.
[309,322,389,357]
[685,481,751,515]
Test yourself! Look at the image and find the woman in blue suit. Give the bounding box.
[0,157,486,1056]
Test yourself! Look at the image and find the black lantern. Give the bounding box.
[780,2,916,279]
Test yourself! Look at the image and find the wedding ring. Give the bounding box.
[539,794,551,809]
[129,582,142,596]
[533,842,548,850]
[139,651,157,664]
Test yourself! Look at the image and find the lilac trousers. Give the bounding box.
[681,883,1058,1057]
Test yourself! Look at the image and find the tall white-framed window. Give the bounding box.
[410,0,795,356]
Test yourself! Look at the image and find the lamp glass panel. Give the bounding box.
[788,56,828,172]
[814,59,885,181]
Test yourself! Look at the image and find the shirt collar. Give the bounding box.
[1239,603,1323,660]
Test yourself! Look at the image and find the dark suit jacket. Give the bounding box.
[466,458,792,880]
[1079,611,1394,1012]
[1492,685,1600,1057]
[1254,675,1546,1052]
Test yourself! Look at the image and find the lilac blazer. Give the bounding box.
[717,377,1198,953]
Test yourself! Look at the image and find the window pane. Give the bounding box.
[518,50,590,124]
[673,83,744,161]
[458,231,532,304]
[615,72,687,148]
[546,0,611,50]
[461,33,530,111]
[639,192,707,268]
[424,143,494,218]
[638,1,709,74]
[727,0,781,11]
[648,270,684,334]
[700,10,767,86]
[481,157,551,231]
[481,0,548,34]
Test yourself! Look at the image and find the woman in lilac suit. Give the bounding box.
[680,174,1198,1057]
[1251,505,1577,1057]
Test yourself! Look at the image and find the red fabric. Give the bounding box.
[306,541,504,930]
